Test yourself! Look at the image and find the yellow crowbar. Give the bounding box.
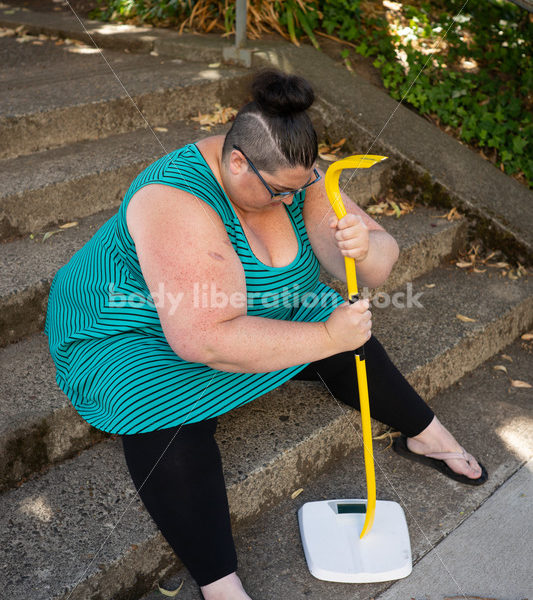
[324,154,388,539]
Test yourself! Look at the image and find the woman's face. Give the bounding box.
[223,148,316,213]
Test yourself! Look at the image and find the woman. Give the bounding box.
[45,69,487,600]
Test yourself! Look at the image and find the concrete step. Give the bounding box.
[376,458,533,599]
[139,338,533,600]
[0,27,251,160]
[0,6,231,63]
[0,119,227,242]
[1,258,530,495]
[0,203,465,346]
[2,332,531,600]
[0,120,392,244]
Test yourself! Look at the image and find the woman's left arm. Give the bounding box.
[302,168,399,289]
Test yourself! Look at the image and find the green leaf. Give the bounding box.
[285,7,298,46]
[512,136,527,154]
[296,8,320,50]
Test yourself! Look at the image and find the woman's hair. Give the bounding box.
[222,69,318,173]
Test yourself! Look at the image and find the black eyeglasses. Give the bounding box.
[233,145,322,200]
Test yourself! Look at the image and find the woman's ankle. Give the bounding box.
[200,571,251,600]
[408,416,460,453]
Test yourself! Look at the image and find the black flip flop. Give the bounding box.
[392,434,488,486]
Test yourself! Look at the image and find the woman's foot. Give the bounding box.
[406,416,482,480]
[200,571,252,600]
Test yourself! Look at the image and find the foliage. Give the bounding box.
[92,0,532,186]
[371,0,532,186]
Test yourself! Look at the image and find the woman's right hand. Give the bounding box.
[324,298,372,353]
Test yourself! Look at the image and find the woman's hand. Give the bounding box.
[329,213,369,262]
[324,298,372,352]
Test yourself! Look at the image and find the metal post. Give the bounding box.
[235,0,247,49]
[222,0,252,67]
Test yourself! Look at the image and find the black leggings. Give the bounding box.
[121,335,434,587]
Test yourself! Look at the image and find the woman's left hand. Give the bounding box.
[329,213,369,262]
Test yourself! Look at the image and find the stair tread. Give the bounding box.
[0,30,241,118]
[0,29,162,91]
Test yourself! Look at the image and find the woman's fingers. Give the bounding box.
[332,214,369,261]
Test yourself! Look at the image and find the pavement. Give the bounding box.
[377,459,533,600]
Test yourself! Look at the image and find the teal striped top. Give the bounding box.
[44,143,344,434]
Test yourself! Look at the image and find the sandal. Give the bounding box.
[392,434,489,486]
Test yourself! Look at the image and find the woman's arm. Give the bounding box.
[126,184,371,373]
[302,168,399,289]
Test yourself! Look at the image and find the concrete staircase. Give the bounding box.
[0,10,531,600]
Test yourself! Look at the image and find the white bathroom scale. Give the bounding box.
[298,499,412,583]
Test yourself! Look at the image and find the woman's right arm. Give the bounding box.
[126,184,372,373]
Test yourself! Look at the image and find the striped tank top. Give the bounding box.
[44,143,344,434]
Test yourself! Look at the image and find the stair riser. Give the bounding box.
[0,408,105,493]
[320,219,468,299]
[1,284,48,348]
[381,221,468,294]
[60,533,176,600]
[408,296,533,399]
[1,162,147,243]
[0,74,252,160]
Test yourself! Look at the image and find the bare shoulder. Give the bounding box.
[126,182,228,246]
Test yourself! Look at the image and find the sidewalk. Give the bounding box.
[377,459,533,599]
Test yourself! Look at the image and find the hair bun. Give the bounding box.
[252,69,314,117]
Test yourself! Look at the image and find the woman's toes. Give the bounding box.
[465,454,482,478]
[446,453,482,479]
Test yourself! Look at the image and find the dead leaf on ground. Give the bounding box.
[521,333,533,341]
[291,488,304,499]
[59,221,78,229]
[318,152,338,162]
[318,138,347,162]
[510,379,532,389]
[500,354,513,362]
[373,429,401,449]
[493,365,508,374]
[366,199,414,218]
[438,206,462,221]
[190,103,237,130]
[425,283,436,288]
[456,313,477,323]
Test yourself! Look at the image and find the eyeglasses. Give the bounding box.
[233,145,322,200]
